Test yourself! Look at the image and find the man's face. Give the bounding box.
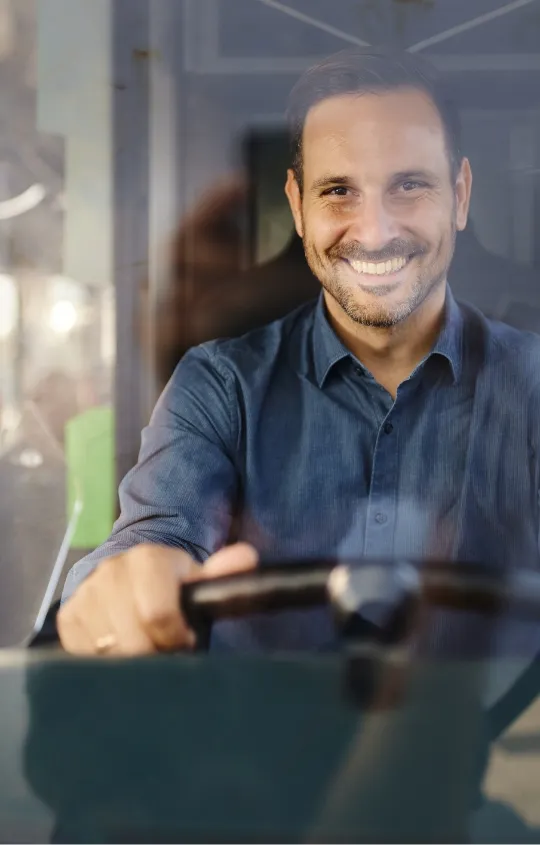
[285,87,472,328]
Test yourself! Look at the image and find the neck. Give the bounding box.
[323,283,447,396]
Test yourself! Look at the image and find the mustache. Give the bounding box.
[328,239,424,263]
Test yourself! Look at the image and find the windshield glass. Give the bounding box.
[2,1,540,843]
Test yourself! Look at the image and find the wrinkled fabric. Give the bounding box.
[64,289,540,658]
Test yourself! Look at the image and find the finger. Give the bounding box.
[127,545,198,650]
[100,560,157,656]
[67,570,125,656]
[57,601,97,656]
[198,543,259,580]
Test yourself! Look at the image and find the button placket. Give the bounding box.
[363,413,399,557]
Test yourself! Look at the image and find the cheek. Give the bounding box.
[410,205,454,249]
[303,209,345,251]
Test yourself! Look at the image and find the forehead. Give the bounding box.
[302,87,450,178]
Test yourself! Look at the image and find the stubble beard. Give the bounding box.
[302,224,457,329]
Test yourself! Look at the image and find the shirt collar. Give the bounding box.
[312,293,351,387]
[312,287,463,388]
[431,287,463,385]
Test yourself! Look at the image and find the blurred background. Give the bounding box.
[0,0,539,645]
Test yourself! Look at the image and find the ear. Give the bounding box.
[285,169,304,239]
[455,157,472,232]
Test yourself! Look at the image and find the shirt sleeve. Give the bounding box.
[62,344,240,601]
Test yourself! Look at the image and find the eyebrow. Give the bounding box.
[391,169,441,185]
[309,169,441,193]
[310,175,350,193]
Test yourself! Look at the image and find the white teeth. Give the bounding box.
[349,256,408,276]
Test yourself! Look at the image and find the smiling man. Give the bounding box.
[284,59,471,397]
[59,48,540,658]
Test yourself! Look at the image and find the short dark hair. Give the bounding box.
[287,47,463,192]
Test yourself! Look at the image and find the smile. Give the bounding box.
[347,255,412,277]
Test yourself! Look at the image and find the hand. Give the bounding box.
[57,542,258,656]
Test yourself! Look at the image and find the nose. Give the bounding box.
[347,193,400,254]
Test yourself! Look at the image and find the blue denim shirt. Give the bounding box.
[64,289,540,657]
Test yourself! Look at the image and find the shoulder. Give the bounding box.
[458,299,540,392]
[195,297,319,380]
[155,297,317,430]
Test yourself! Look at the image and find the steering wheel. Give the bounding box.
[31,555,540,728]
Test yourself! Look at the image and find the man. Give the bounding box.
[59,47,540,657]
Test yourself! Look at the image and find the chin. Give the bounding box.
[348,308,406,329]
[341,289,420,328]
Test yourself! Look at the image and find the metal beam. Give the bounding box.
[112,0,151,488]
[147,0,182,417]
[186,53,540,74]
[431,52,540,71]
[183,0,540,73]
[408,0,540,53]
[254,0,370,48]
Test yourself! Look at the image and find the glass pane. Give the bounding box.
[3,1,540,843]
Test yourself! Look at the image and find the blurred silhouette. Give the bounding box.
[145,177,317,393]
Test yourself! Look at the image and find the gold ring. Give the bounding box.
[95,633,117,654]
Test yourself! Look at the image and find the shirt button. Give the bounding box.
[354,366,363,376]
[383,422,394,435]
[375,512,388,525]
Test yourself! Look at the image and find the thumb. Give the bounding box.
[198,542,259,580]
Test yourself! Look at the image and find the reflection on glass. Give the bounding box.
[2,0,540,843]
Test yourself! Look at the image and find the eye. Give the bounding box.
[400,181,426,193]
[323,186,350,197]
